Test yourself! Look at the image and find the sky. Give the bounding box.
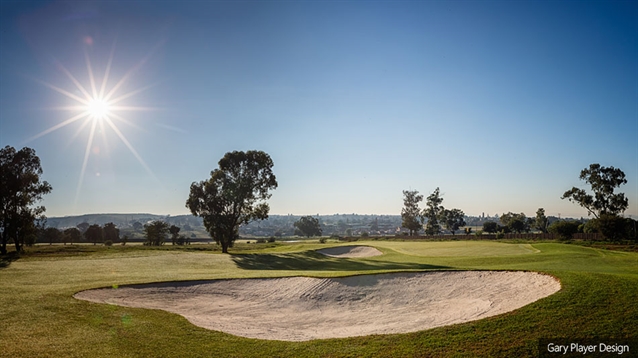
[1,0,636,219]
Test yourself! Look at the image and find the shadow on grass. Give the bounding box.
[0,251,20,269]
[231,251,451,271]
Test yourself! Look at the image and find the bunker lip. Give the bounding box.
[74,271,561,342]
[316,245,383,258]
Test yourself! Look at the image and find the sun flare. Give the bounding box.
[26,41,161,207]
[87,98,110,119]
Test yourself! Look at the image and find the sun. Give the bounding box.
[87,98,110,119]
[26,40,161,207]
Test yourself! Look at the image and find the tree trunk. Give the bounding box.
[1,235,6,255]
[221,241,229,254]
[13,238,21,253]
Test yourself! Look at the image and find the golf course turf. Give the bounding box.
[1,240,637,357]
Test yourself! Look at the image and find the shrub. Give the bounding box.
[256,238,266,244]
[482,221,498,233]
[582,220,597,233]
[319,237,327,243]
[548,221,580,240]
[495,231,504,239]
[24,234,37,247]
[474,230,483,236]
[593,215,636,242]
[104,240,113,246]
[267,236,276,243]
[361,232,369,238]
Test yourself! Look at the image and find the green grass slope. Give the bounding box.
[1,241,636,357]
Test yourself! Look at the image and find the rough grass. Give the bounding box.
[1,241,637,357]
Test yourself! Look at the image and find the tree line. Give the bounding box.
[1,144,635,255]
[400,164,635,241]
[400,187,467,236]
[4,220,192,247]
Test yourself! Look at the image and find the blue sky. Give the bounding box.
[1,0,636,219]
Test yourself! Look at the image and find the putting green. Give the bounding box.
[370,240,538,257]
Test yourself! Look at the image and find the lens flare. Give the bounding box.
[26,41,162,209]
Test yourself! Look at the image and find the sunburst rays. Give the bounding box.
[25,42,161,207]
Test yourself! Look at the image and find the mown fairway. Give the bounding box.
[1,241,637,357]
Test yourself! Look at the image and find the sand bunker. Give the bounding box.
[316,245,383,258]
[75,271,559,341]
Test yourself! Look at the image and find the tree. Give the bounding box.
[562,164,628,219]
[500,212,530,234]
[64,228,82,245]
[186,150,277,253]
[483,221,499,234]
[43,227,61,245]
[103,222,120,244]
[76,222,90,234]
[144,221,169,246]
[0,146,52,254]
[535,208,549,233]
[84,224,104,245]
[589,214,637,242]
[169,225,181,245]
[440,208,466,235]
[293,216,322,237]
[423,188,444,235]
[548,221,580,240]
[401,190,423,236]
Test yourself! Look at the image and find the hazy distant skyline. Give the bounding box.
[1,1,636,219]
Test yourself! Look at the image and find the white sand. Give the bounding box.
[75,271,560,341]
[316,245,383,258]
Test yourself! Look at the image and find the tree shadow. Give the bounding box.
[231,251,450,271]
[0,252,20,269]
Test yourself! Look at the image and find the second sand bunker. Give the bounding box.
[316,245,383,258]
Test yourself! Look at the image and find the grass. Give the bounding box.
[1,240,637,357]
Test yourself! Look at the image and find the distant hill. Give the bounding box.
[45,213,203,229]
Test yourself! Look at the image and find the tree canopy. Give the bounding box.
[0,146,52,254]
[294,216,322,237]
[103,222,120,244]
[43,227,61,245]
[535,208,549,233]
[169,225,181,245]
[84,224,104,245]
[144,221,169,246]
[423,188,444,235]
[401,190,423,236]
[562,164,628,219]
[500,212,530,234]
[548,220,580,240]
[64,227,82,244]
[186,150,277,253]
[76,222,90,234]
[482,221,499,234]
[440,208,466,235]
